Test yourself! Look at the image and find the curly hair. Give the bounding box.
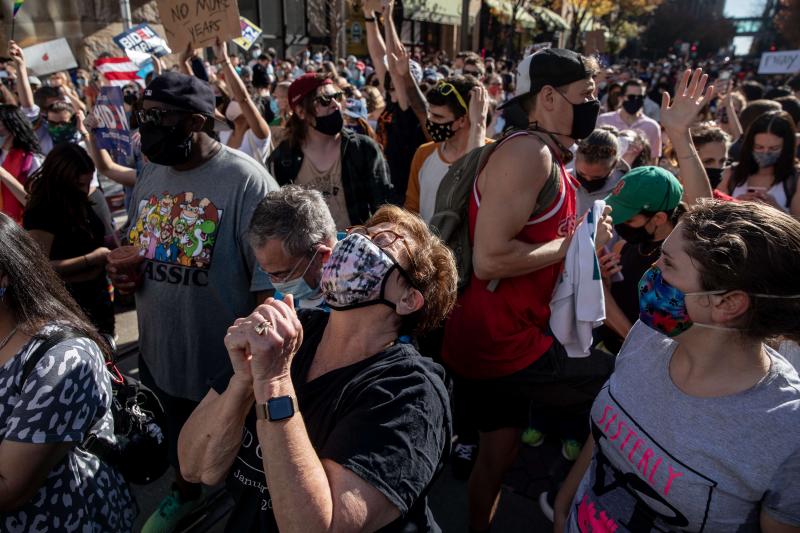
[681,199,800,343]
[366,205,458,334]
[690,122,730,148]
[0,104,41,155]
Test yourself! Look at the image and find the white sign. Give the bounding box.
[758,50,800,75]
[23,38,78,76]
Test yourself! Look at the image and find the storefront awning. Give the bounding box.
[404,0,466,26]
[482,0,539,30]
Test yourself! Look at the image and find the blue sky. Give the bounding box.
[724,0,766,17]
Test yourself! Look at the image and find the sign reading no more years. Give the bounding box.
[157,0,242,52]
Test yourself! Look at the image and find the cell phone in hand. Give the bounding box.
[747,186,767,193]
[718,70,732,81]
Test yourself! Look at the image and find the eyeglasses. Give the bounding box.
[135,108,191,126]
[258,247,319,284]
[436,82,468,112]
[314,92,344,107]
[347,225,420,289]
[625,94,644,101]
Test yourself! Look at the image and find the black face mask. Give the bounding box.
[426,118,456,143]
[622,95,644,115]
[705,167,723,189]
[614,220,653,244]
[123,93,139,106]
[313,109,344,136]
[555,91,600,141]
[575,171,610,193]
[139,122,194,166]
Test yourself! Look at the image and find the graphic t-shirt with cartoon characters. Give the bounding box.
[567,321,800,532]
[126,145,278,401]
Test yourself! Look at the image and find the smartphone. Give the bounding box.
[718,70,732,81]
[748,186,767,193]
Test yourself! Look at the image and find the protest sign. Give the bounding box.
[232,16,262,51]
[22,38,78,76]
[93,87,132,165]
[758,50,800,75]
[113,23,172,64]
[157,0,241,52]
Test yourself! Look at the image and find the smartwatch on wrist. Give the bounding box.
[256,395,297,421]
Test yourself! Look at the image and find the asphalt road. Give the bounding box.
[113,306,561,532]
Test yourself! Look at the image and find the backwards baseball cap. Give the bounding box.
[288,74,333,107]
[143,72,216,116]
[499,48,594,110]
[604,166,684,224]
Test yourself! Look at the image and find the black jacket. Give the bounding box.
[267,129,393,225]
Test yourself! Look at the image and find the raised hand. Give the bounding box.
[8,40,25,68]
[212,37,229,65]
[469,84,489,128]
[660,68,715,133]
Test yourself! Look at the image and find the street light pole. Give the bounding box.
[120,0,132,31]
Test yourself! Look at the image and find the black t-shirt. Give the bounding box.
[379,103,427,204]
[212,310,452,533]
[23,202,105,261]
[597,240,663,353]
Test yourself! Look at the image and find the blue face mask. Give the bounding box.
[269,98,280,115]
[270,249,321,303]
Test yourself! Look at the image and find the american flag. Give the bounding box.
[94,57,144,87]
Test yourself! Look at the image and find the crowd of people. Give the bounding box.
[0,0,799,531]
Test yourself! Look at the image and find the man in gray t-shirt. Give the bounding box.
[111,72,278,530]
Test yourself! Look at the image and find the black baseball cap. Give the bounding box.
[499,48,594,110]
[143,72,216,116]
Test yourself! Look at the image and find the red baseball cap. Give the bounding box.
[288,74,332,107]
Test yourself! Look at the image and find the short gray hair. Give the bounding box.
[248,186,337,257]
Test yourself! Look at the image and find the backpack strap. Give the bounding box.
[21,329,80,385]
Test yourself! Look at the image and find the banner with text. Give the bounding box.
[157,0,241,52]
[113,23,172,66]
[94,87,132,165]
[758,50,800,75]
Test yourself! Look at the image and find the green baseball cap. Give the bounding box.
[604,166,684,224]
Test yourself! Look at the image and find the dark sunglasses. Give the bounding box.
[625,94,644,101]
[314,92,344,107]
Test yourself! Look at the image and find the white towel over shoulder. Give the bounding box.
[549,200,606,357]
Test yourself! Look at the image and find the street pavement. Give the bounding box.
[114,305,560,532]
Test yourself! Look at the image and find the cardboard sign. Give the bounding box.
[113,23,172,63]
[232,16,262,51]
[157,0,241,52]
[22,38,78,76]
[93,87,132,165]
[758,50,800,75]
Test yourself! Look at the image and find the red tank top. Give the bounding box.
[442,132,577,380]
[0,148,34,223]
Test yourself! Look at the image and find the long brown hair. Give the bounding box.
[286,74,332,149]
[730,111,797,192]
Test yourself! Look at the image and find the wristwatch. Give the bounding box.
[256,395,297,421]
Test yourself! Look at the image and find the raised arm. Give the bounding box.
[0,167,26,206]
[213,38,270,141]
[466,85,489,152]
[8,40,34,110]
[660,69,715,207]
[362,0,387,92]
[82,112,137,187]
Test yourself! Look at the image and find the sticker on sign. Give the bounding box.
[758,50,800,75]
[157,0,242,52]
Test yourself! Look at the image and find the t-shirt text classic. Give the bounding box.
[568,321,800,532]
[127,145,278,400]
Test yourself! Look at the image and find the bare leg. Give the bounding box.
[468,427,522,531]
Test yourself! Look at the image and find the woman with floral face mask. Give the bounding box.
[554,200,800,532]
[179,205,458,533]
[723,111,800,215]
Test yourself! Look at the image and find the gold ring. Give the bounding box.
[254,320,272,336]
